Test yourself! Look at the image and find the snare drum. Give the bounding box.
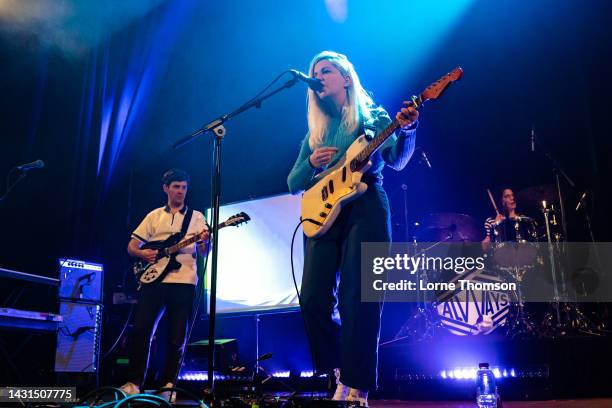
[490,216,538,243]
[490,216,539,270]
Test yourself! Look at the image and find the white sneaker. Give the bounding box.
[158,382,176,403]
[346,387,368,407]
[332,381,349,401]
[119,382,140,396]
[331,368,350,401]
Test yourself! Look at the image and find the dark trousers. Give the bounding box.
[301,183,391,391]
[127,283,195,386]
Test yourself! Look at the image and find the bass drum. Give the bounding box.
[436,272,517,336]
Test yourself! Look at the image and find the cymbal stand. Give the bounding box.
[388,188,441,344]
[540,203,565,336]
[565,193,606,334]
[532,129,572,290]
[503,266,537,339]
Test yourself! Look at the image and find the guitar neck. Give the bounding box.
[355,96,423,164]
[166,222,228,255]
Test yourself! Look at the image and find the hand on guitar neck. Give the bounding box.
[194,228,211,252]
[396,101,419,130]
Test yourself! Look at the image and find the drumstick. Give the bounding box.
[487,188,501,216]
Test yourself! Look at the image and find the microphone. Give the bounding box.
[575,191,587,211]
[257,352,273,361]
[289,69,323,91]
[420,150,432,169]
[16,159,44,171]
[530,126,535,152]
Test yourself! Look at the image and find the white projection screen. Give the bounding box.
[206,193,304,314]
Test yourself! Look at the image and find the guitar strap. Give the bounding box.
[179,207,194,240]
[360,117,377,141]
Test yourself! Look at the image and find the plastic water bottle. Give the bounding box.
[476,362,498,408]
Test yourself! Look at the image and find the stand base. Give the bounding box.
[540,302,605,338]
[391,305,443,345]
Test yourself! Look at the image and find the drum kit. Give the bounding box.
[392,183,605,343]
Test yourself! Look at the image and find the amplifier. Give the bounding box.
[58,258,103,302]
[55,301,102,373]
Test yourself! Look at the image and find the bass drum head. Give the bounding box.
[436,273,517,336]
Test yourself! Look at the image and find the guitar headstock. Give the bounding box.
[420,67,463,103]
[224,212,251,227]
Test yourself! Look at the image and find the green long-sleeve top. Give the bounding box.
[287,108,417,194]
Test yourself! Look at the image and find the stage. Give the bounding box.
[369,401,612,408]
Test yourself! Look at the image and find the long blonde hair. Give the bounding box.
[307,51,374,149]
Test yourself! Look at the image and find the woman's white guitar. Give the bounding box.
[301,67,463,238]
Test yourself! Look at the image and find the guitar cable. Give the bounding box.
[289,218,325,399]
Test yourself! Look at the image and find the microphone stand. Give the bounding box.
[172,75,300,400]
[577,193,597,244]
[532,130,575,241]
[0,168,28,203]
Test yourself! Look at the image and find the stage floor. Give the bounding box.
[370,400,612,408]
[172,399,612,407]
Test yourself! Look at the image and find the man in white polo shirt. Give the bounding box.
[120,169,209,399]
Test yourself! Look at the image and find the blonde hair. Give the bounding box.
[307,51,374,149]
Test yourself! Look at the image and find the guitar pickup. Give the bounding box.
[328,180,334,194]
[321,186,328,201]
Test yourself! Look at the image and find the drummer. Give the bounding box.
[482,188,520,251]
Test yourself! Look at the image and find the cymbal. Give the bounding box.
[516,184,558,208]
[417,213,482,242]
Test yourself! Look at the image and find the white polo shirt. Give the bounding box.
[132,205,207,285]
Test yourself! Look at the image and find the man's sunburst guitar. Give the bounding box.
[301,67,463,238]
